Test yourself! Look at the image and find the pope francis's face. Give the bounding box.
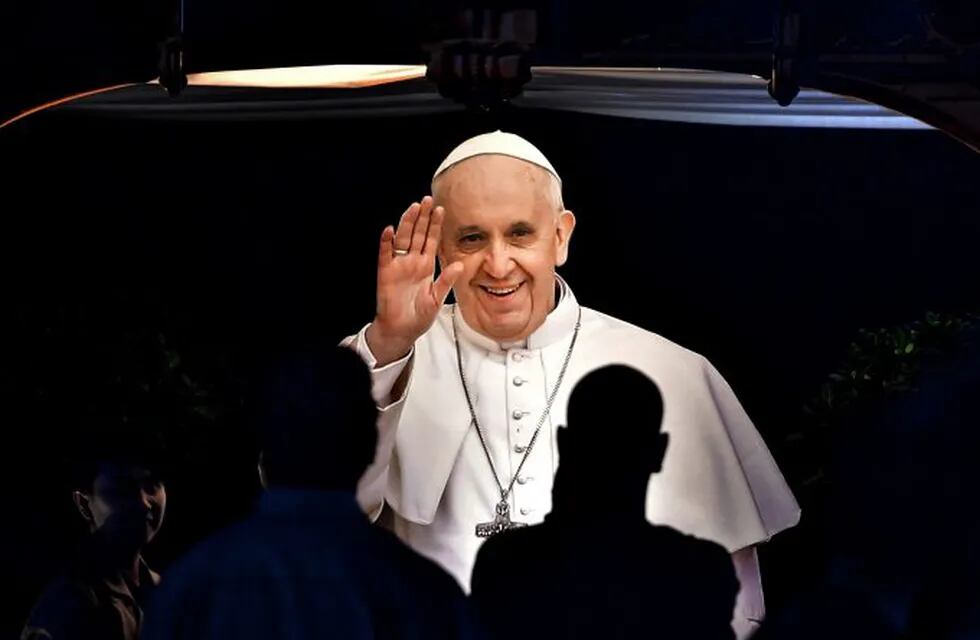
[435,154,576,343]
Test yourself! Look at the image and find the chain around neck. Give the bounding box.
[451,305,583,505]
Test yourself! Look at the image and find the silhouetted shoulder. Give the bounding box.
[368,521,470,595]
[470,522,558,592]
[646,525,741,613]
[363,523,481,638]
[474,520,549,557]
[159,518,258,587]
[654,525,737,573]
[147,510,479,640]
[474,522,547,561]
[22,576,100,640]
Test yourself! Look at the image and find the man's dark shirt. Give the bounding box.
[471,513,739,640]
[22,535,159,640]
[143,488,481,640]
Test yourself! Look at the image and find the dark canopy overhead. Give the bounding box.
[6,67,935,131]
[4,0,979,149]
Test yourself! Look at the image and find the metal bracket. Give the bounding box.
[158,0,188,97]
[426,9,536,112]
[769,0,801,107]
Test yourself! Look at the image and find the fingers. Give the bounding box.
[432,261,464,305]
[393,202,420,254]
[378,225,395,268]
[411,196,433,253]
[423,205,445,256]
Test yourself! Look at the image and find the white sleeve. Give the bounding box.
[341,323,413,409]
[341,324,414,520]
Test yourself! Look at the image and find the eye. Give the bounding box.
[459,233,483,245]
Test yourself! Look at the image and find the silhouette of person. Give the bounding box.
[21,426,168,640]
[142,346,482,640]
[470,364,739,640]
[758,324,980,640]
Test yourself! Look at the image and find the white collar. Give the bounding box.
[452,274,580,354]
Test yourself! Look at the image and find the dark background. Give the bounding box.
[4,99,979,636]
[3,0,980,636]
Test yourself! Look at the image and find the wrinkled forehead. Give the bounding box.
[432,155,560,218]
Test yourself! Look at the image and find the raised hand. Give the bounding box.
[366,196,464,366]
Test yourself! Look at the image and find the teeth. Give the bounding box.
[484,285,519,295]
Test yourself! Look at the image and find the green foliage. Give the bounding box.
[804,311,980,428]
[787,310,979,491]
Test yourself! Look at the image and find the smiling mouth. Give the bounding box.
[479,282,524,298]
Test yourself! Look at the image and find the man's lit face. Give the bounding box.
[435,155,575,343]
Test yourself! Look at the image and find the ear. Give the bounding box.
[73,491,94,524]
[649,433,670,474]
[554,210,576,267]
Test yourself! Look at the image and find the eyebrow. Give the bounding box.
[455,221,538,239]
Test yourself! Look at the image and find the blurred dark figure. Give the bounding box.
[758,325,980,640]
[21,426,168,640]
[470,364,739,640]
[143,346,480,640]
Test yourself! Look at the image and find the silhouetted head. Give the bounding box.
[555,364,667,517]
[254,347,377,492]
[71,426,168,552]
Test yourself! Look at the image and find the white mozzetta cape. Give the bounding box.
[344,280,800,598]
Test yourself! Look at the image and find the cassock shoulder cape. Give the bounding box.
[381,286,800,553]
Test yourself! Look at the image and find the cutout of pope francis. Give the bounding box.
[343,130,800,638]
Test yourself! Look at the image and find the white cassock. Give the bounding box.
[343,277,800,638]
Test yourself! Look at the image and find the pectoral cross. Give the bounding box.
[475,500,527,538]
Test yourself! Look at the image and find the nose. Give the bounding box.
[482,239,514,279]
[140,489,154,511]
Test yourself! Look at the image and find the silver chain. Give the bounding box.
[452,305,582,506]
